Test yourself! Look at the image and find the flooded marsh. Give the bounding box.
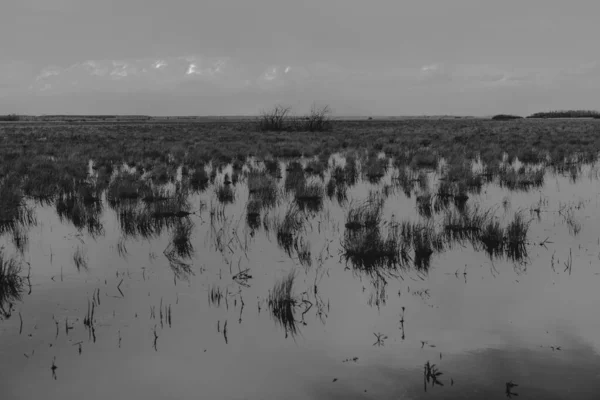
[2,119,600,399]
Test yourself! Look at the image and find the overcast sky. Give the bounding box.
[1,0,600,116]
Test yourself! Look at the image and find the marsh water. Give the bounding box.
[2,154,600,400]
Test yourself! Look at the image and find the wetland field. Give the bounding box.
[2,118,600,399]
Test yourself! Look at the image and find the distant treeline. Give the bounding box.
[527,110,600,119]
[0,114,19,121]
[491,114,523,121]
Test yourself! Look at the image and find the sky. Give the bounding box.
[1,0,600,116]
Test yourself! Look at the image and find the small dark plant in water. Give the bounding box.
[423,361,444,392]
[208,285,224,307]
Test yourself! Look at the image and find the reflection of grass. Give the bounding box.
[505,213,530,262]
[73,245,88,272]
[294,182,324,212]
[215,184,235,204]
[342,225,410,275]
[166,221,194,259]
[479,219,505,258]
[268,270,299,337]
[273,206,305,255]
[247,170,278,208]
[345,197,383,230]
[208,285,224,307]
[0,251,23,318]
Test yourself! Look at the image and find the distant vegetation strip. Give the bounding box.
[527,110,600,119]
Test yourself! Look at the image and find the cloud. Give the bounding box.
[418,63,452,84]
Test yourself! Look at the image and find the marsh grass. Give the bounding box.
[247,170,278,208]
[165,220,194,259]
[117,206,158,238]
[416,192,433,219]
[393,168,416,197]
[215,184,235,204]
[364,157,389,183]
[149,193,192,219]
[443,206,492,243]
[304,160,327,177]
[264,159,282,177]
[0,182,36,235]
[479,219,505,258]
[0,252,23,318]
[498,166,545,191]
[284,166,306,194]
[273,206,306,256]
[345,198,383,230]
[294,181,324,212]
[55,192,104,236]
[189,167,209,192]
[505,213,530,261]
[410,150,439,170]
[341,225,410,275]
[107,172,149,208]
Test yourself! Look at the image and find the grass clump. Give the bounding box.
[272,205,306,256]
[189,167,209,192]
[364,157,389,183]
[106,172,149,208]
[410,150,439,170]
[505,213,530,261]
[165,220,194,259]
[215,184,235,204]
[443,206,491,243]
[294,181,324,212]
[498,166,545,191]
[479,219,505,258]
[416,192,433,219]
[247,170,278,208]
[341,224,410,275]
[0,181,36,235]
[345,197,383,230]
